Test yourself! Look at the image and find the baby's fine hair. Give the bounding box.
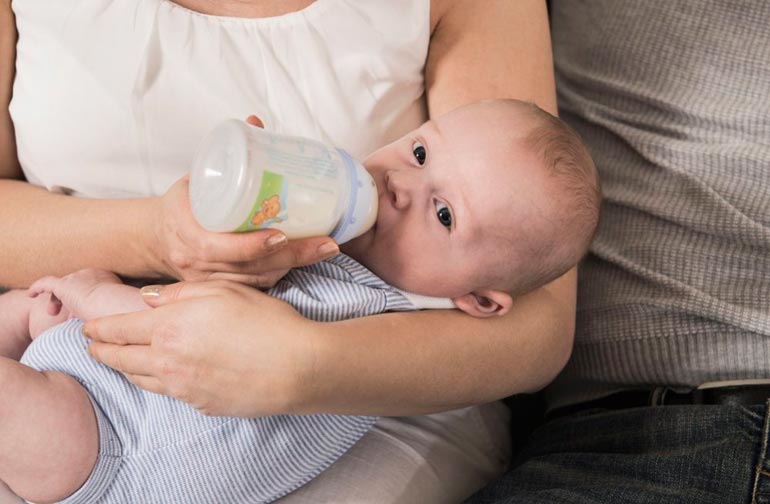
[505,99,601,296]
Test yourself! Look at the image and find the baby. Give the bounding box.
[0,99,599,503]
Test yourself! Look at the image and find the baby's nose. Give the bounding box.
[386,171,414,209]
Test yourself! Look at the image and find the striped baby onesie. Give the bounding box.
[21,254,421,503]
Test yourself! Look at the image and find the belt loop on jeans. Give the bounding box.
[649,387,666,406]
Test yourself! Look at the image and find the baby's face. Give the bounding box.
[341,103,553,299]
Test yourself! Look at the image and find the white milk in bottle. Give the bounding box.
[189,120,378,244]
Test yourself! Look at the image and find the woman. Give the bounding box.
[0,0,572,501]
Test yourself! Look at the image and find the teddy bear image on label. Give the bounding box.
[251,194,283,227]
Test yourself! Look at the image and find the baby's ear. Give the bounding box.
[452,289,513,318]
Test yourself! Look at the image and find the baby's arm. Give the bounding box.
[29,269,147,327]
[0,289,37,359]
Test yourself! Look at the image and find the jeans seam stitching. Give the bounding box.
[751,400,770,503]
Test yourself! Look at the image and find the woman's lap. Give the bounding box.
[277,401,512,503]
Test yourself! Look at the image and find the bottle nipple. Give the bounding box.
[330,149,378,244]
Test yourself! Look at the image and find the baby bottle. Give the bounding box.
[188,120,378,244]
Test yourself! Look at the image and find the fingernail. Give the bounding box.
[81,324,90,339]
[317,241,339,259]
[265,233,288,250]
[140,285,163,297]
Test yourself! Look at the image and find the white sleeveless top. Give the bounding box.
[10,0,429,197]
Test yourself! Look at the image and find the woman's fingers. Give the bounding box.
[87,343,158,376]
[197,231,338,267]
[123,373,167,396]
[79,281,310,417]
[196,237,339,274]
[157,176,337,283]
[83,310,155,345]
[206,270,288,289]
[197,230,287,263]
[138,280,247,308]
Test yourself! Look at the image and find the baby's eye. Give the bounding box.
[412,140,426,166]
[435,201,452,229]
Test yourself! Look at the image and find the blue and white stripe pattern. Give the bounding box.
[20,254,417,503]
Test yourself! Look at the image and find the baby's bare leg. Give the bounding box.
[0,357,97,503]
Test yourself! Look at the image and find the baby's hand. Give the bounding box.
[28,269,122,322]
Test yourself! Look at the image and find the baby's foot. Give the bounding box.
[0,289,34,360]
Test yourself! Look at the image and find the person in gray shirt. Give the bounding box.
[469,1,770,503]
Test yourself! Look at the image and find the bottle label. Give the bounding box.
[236,170,288,232]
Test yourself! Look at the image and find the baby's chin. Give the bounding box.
[339,223,376,264]
[339,227,409,289]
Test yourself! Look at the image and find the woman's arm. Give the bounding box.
[85,272,575,417]
[0,177,338,289]
[85,0,575,417]
[0,0,19,181]
[308,274,575,414]
[0,183,159,288]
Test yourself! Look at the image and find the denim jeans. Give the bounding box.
[467,401,770,504]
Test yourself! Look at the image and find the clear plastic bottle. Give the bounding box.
[189,120,378,244]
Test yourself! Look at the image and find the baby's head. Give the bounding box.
[341,99,600,317]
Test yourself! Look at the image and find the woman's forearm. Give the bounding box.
[0,180,159,287]
[304,269,576,416]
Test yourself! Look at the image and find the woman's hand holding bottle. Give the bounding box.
[145,176,340,288]
[143,115,343,288]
